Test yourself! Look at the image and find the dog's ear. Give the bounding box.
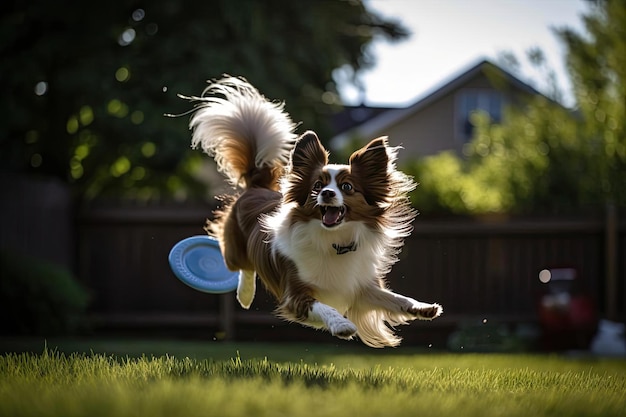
[285,131,328,206]
[349,137,389,205]
[290,131,328,172]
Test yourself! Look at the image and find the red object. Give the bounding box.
[539,294,597,351]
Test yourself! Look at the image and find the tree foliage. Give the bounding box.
[407,0,625,216]
[0,0,408,201]
[558,0,626,206]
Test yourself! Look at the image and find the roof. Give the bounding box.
[330,58,544,148]
[329,104,398,135]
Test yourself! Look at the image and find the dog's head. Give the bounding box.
[283,131,404,229]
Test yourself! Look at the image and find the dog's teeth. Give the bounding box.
[322,206,342,226]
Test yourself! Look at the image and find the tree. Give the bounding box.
[558,0,626,206]
[407,0,625,216]
[0,0,408,201]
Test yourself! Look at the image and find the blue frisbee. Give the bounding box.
[168,235,238,294]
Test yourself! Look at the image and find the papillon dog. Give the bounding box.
[189,76,442,347]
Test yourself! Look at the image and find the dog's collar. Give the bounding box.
[332,242,357,255]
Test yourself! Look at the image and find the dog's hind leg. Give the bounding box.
[236,270,256,309]
[308,302,358,339]
[277,285,357,340]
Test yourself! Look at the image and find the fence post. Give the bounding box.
[219,293,235,340]
[605,202,617,321]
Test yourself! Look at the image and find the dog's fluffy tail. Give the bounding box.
[189,76,297,189]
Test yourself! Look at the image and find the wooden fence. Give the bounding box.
[76,204,625,345]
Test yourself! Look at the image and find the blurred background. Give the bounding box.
[1,0,624,353]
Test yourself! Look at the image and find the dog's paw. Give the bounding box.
[408,302,443,320]
[329,319,358,340]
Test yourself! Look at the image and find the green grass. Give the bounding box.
[1,339,625,417]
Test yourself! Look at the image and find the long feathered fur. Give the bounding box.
[190,76,297,189]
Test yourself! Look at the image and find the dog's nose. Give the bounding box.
[321,189,336,200]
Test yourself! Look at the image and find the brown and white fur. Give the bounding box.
[189,76,442,347]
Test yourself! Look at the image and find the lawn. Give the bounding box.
[1,338,625,417]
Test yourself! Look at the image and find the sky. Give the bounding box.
[336,0,591,108]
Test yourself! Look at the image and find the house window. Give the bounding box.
[455,89,503,143]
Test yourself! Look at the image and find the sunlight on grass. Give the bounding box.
[1,344,625,417]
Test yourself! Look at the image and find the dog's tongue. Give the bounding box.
[323,207,342,226]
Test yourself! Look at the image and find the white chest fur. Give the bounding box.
[272,219,380,313]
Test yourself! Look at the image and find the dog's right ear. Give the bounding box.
[290,131,328,172]
[285,131,328,206]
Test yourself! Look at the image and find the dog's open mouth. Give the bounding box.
[320,205,346,228]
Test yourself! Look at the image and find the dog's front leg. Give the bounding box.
[363,287,443,320]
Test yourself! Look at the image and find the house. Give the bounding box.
[330,59,544,162]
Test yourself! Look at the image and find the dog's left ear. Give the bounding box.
[349,137,389,205]
[285,131,328,206]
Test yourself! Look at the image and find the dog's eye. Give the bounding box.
[312,181,323,191]
[340,182,353,192]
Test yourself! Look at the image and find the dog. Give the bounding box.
[188,76,442,347]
